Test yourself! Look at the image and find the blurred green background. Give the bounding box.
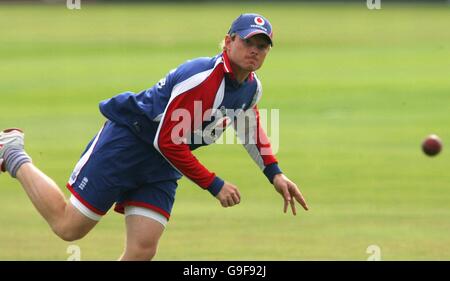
[0,2,449,260]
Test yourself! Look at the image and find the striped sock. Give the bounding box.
[3,147,32,178]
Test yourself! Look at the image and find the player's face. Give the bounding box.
[226,34,271,72]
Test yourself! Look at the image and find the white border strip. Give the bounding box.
[69,195,102,221]
[124,206,168,227]
[68,124,105,186]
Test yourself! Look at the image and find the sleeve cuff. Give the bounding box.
[207,176,224,197]
[263,163,283,184]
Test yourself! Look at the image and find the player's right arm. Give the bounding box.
[155,93,240,207]
[153,57,240,207]
[154,88,224,196]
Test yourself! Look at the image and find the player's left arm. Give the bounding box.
[234,105,308,215]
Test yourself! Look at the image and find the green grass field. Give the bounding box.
[0,2,449,260]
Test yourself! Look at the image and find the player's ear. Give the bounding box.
[224,34,235,51]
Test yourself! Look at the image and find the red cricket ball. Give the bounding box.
[422,134,442,157]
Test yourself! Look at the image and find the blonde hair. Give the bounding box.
[219,39,225,50]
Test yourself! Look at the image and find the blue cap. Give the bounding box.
[228,13,273,46]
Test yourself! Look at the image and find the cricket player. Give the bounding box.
[0,13,308,260]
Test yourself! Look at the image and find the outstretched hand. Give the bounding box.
[273,174,308,215]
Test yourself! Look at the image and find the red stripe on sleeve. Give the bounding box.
[156,66,224,189]
[252,105,278,165]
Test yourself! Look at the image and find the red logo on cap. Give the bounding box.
[254,17,265,26]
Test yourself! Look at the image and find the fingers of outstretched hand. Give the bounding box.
[293,188,309,211]
[280,184,291,213]
[289,197,297,215]
[283,196,288,213]
[282,185,291,202]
